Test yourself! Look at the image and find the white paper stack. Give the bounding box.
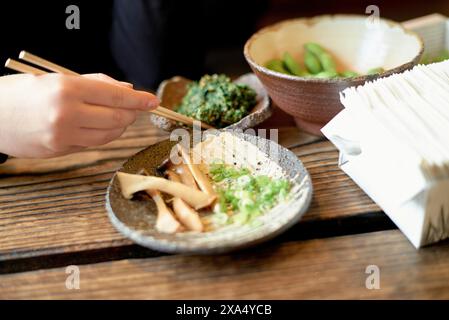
[322,59,449,248]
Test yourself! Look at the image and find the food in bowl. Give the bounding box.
[115,132,292,234]
[244,15,423,135]
[151,73,271,132]
[265,42,385,78]
[208,163,290,227]
[176,74,257,128]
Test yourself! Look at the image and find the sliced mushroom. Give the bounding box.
[116,172,215,210]
[166,170,203,232]
[177,145,216,196]
[175,164,199,189]
[147,189,182,234]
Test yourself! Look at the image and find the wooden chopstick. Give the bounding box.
[6,51,215,130]
[153,107,215,129]
[5,58,47,75]
[19,51,79,75]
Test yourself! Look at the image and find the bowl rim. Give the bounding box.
[243,14,424,84]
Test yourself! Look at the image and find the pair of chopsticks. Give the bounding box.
[4,52,214,130]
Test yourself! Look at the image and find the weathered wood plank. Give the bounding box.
[0,115,381,262]
[1,230,447,299]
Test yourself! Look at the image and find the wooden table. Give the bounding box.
[1,110,449,299]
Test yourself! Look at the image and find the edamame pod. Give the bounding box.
[283,52,302,76]
[313,71,339,79]
[305,42,336,73]
[340,70,359,78]
[320,52,337,73]
[304,50,322,74]
[304,43,326,56]
[265,59,290,74]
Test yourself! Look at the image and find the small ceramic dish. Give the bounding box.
[105,131,312,254]
[150,73,272,131]
[244,14,424,135]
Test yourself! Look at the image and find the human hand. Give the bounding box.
[0,73,159,158]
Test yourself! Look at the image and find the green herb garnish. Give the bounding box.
[209,163,251,182]
[176,74,257,128]
[209,163,291,226]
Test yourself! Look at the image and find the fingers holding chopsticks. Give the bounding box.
[40,73,157,146]
[75,104,138,130]
[8,51,210,130]
[2,72,161,158]
[66,73,157,130]
[70,74,160,111]
[2,48,168,159]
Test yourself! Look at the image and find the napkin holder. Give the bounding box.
[322,108,449,248]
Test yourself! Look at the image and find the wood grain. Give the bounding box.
[0,115,380,262]
[1,230,448,299]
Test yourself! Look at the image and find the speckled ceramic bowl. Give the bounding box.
[244,15,424,135]
[150,73,272,131]
[105,131,312,254]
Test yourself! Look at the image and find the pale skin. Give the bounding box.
[0,73,159,158]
